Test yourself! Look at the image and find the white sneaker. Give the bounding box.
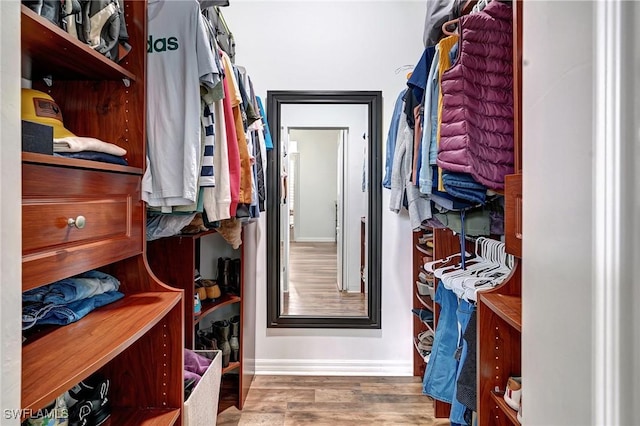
[504,376,522,412]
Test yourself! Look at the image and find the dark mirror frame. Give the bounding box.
[266,90,383,329]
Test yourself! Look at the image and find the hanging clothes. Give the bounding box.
[389,107,432,230]
[437,0,514,190]
[435,35,460,192]
[220,51,253,206]
[423,0,457,47]
[143,0,219,208]
[256,97,273,151]
[202,93,232,222]
[221,73,241,217]
[382,88,407,189]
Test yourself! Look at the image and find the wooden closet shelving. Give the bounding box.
[147,229,255,412]
[412,226,461,418]
[21,5,136,81]
[21,1,184,424]
[477,1,523,425]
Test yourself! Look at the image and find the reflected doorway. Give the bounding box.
[280,127,366,317]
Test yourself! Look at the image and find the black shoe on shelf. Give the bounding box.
[65,373,111,426]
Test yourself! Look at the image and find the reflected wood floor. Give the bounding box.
[282,242,366,317]
[217,375,447,426]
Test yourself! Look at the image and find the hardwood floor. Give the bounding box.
[282,242,366,317]
[217,375,448,426]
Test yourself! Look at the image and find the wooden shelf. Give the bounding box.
[490,391,520,425]
[110,408,181,426]
[21,5,137,81]
[174,228,218,240]
[480,293,522,332]
[222,361,241,374]
[22,152,143,175]
[22,292,181,413]
[195,294,241,325]
[415,244,434,256]
[416,293,434,311]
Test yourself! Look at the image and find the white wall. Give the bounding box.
[225,1,424,374]
[283,105,367,294]
[0,1,23,423]
[289,129,340,242]
[522,2,594,424]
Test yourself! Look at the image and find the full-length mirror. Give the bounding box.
[266,91,382,328]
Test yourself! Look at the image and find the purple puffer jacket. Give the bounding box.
[437,0,513,190]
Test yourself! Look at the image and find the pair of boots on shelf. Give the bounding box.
[195,315,240,368]
[216,257,241,296]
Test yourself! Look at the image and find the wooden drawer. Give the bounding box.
[22,163,143,291]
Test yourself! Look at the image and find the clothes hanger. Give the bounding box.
[440,238,495,288]
[424,250,472,274]
[432,236,487,279]
[461,241,514,301]
[441,19,460,37]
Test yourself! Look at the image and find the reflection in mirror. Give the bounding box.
[282,127,367,317]
[266,91,382,329]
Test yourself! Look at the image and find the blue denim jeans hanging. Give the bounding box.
[450,299,476,425]
[422,282,459,403]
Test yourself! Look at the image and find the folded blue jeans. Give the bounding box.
[23,270,121,305]
[442,172,487,205]
[422,283,459,403]
[22,291,124,330]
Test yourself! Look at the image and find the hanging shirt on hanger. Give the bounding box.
[143,0,218,208]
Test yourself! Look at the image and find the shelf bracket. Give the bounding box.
[43,75,53,87]
[122,78,131,88]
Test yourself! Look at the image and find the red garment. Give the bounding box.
[223,77,240,217]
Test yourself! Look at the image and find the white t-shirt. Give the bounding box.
[143,0,218,207]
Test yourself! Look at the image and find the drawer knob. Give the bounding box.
[67,216,86,229]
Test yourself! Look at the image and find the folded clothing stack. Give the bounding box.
[22,270,124,331]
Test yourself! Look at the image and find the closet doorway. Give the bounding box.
[282,127,357,316]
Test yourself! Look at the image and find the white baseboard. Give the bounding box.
[292,237,336,243]
[255,359,413,376]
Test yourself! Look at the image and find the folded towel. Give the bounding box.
[53,136,127,156]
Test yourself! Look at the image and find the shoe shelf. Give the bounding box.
[110,408,181,426]
[415,243,434,256]
[416,293,434,311]
[147,229,255,412]
[21,4,136,81]
[413,337,430,365]
[196,294,242,326]
[490,391,520,425]
[480,293,522,332]
[22,291,181,414]
[412,227,464,417]
[222,361,241,375]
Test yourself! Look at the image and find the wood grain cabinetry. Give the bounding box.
[147,230,255,412]
[21,2,185,424]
